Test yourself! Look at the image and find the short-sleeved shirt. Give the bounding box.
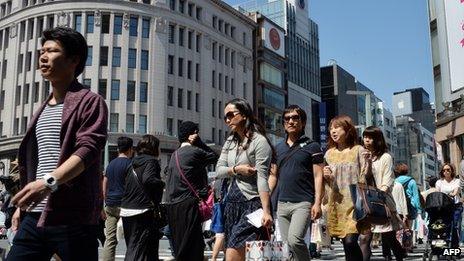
[276,136,324,203]
[105,157,132,207]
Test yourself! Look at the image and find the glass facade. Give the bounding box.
[260,62,282,88]
[263,88,285,110]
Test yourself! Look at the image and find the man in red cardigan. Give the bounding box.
[7,27,108,261]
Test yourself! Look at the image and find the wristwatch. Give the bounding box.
[43,174,58,192]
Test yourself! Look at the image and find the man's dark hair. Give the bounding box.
[117,136,133,153]
[282,105,307,136]
[136,135,160,157]
[41,27,88,77]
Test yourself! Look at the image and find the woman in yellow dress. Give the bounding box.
[323,115,371,261]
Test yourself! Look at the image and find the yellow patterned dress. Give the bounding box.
[324,145,370,238]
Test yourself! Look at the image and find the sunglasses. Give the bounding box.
[284,115,301,122]
[443,168,452,172]
[224,111,241,122]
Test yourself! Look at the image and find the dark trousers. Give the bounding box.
[381,231,405,260]
[122,211,159,261]
[7,213,98,261]
[452,205,463,248]
[167,197,205,261]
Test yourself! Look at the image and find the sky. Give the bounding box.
[226,0,436,110]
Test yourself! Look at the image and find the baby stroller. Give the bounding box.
[422,192,457,261]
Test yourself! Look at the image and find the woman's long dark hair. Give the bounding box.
[225,98,275,158]
[362,126,388,158]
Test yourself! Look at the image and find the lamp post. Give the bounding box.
[346,90,372,128]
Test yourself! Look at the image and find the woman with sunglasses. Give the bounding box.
[436,163,462,248]
[216,98,273,261]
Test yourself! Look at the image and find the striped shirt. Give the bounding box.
[31,103,63,212]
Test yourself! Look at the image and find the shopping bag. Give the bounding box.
[245,240,272,260]
[211,202,225,233]
[310,222,322,244]
[270,241,290,261]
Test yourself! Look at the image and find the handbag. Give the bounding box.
[246,229,290,261]
[349,177,391,225]
[211,179,228,233]
[175,151,214,222]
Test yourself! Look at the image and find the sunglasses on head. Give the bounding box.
[224,111,240,122]
[284,115,301,122]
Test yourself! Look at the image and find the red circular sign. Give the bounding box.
[269,28,280,50]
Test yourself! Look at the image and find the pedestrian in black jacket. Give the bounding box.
[165,121,219,261]
[120,135,165,261]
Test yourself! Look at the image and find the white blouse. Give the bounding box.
[436,178,461,204]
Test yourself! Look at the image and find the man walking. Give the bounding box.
[8,27,108,260]
[276,105,324,261]
[102,137,134,261]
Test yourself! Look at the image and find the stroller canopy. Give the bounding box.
[425,192,455,211]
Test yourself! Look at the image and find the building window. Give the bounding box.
[42,81,49,101]
[242,32,246,46]
[218,20,223,32]
[178,27,184,46]
[212,70,215,88]
[141,50,149,70]
[243,82,247,99]
[260,62,283,88]
[212,127,216,143]
[178,58,183,77]
[225,48,229,66]
[111,80,120,100]
[127,81,135,101]
[196,7,202,20]
[128,49,137,68]
[168,24,175,44]
[187,90,192,110]
[195,63,199,82]
[142,18,150,38]
[195,93,199,112]
[112,47,121,67]
[86,14,94,33]
[101,14,110,34]
[212,42,216,60]
[23,84,29,104]
[86,46,92,66]
[225,76,228,93]
[218,73,222,90]
[167,118,173,135]
[212,16,217,29]
[33,82,39,103]
[168,55,174,74]
[187,60,192,79]
[114,15,123,34]
[26,51,32,71]
[83,79,91,87]
[167,86,174,106]
[231,51,235,68]
[139,115,147,134]
[219,45,223,63]
[218,101,222,119]
[100,46,108,66]
[98,79,107,99]
[219,129,223,144]
[188,31,193,49]
[169,0,175,11]
[179,0,185,13]
[15,86,20,106]
[188,3,194,16]
[130,16,138,37]
[177,120,183,135]
[231,78,235,95]
[74,14,82,33]
[178,88,183,108]
[140,82,148,102]
[196,34,201,52]
[212,98,216,117]
[126,114,135,133]
[110,113,119,132]
[18,54,23,73]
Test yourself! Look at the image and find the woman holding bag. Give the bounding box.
[165,121,219,261]
[358,127,405,261]
[323,115,371,261]
[216,98,273,261]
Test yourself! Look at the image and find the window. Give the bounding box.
[231,78,235,95]
[219,129,223,144]
[259,62,283,88]
[33,82,39,103]
[179,0,185,13]
[196,34,201,52]
[18,54,23,73]
[98,79,107,98]
[195,63,199,82]
[0,90,5,110]
[188,3,194,16]
[177,120,183,135]
[218,20,223,32]
[168,55,174,74]
[218,101,222,119]
[167,86,174,106]
[167,118,173,135]
[242,32,246,46]
[177,88,183,108]
[169,0,175,11]
[196,7,202,20]
[225,76,228,93]
[230,26,235,39]
[83,79,91,87]
[188,31,193,49]
[142,18,150,38]
[100,46,108,66]
[187,60,192,79]
[86,46,92,66]
[231,51,235,68]
[23,84,29,104]
[219,45,223,63]
[128,49,137,68]
[126,114,135,133]
[187,90,192,110]
[178,28,186,47]
[212,16,217,29]
[212,70,215,88]
[218,73,222,90]
[112,47,121,67]
[27,19,33,40]
[130,16,138,37]
[110,113,119,132]
[1,60,6,79]
[195,93,199,112]
[86,14,94,33]
[101,14,110,34]
[212,42,216,60]
[178,58,183,77]
[111,80,120,100]
[212,99,216,117]
[140,82,147,102]
[114,15,123,34]
[42,81,49,101]
[243,83,247,98]
[139,115,147,134]
[127,81,135,101]
[212,127,216,143]
[168,24,175,44]
[141,50,149,70]
[225,48,229,66]
[74,14,82,33]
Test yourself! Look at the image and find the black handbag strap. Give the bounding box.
[277,138,311,170]
[130,165,155,207]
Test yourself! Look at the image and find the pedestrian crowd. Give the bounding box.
[0,26,463,261]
